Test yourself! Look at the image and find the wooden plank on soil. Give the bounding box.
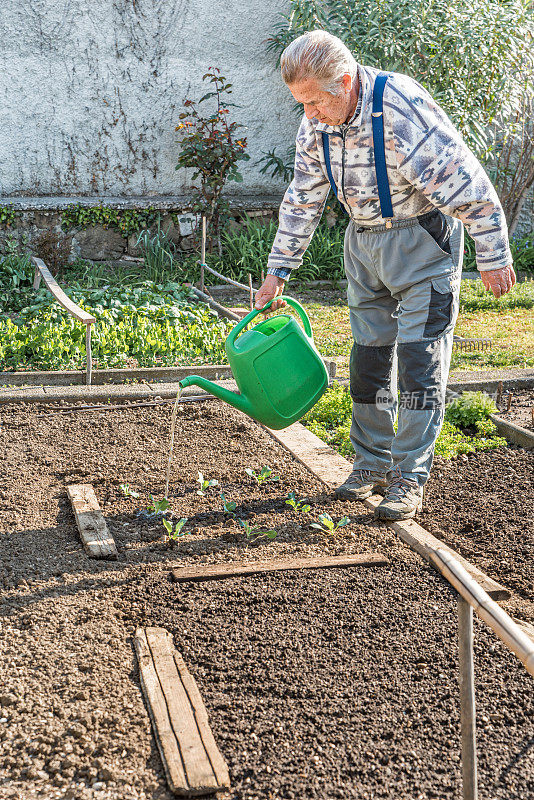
[266,423,354,488]
[66,484,117,559]
[134,627,230,796]
[515,618,534,646]
[171,552,388,583]
[490,414,534,450]
[268,422,510,601]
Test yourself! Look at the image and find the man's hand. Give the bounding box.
[480,264,516,298]
[254,274,287,313]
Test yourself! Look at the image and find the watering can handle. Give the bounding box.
[226,296,313,346]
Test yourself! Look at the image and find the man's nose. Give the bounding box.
[304,105,318,119]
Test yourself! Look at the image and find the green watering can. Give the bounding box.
[179,296,328,430]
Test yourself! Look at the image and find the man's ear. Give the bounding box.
[341,73,353,92]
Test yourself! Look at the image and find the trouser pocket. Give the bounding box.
[423,277,454,338]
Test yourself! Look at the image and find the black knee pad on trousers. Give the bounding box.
[350,343,396,404]
[398,339,442,410]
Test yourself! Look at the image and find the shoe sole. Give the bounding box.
[373,501,423,521]
[335,485,387,501]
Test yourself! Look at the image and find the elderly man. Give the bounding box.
[255,30,516,520]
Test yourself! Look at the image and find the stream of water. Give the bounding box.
[164,386,183,499]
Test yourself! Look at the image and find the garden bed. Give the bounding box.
[421,447,534,608]
[0,400,533,800]
[496,390,534,431]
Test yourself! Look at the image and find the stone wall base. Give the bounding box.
[0,195,283,262]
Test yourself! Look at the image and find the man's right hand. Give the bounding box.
[254,274,287,313]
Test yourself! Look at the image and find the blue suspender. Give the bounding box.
[371,72,394,220]
[321,71,393,222]
[321,130,340,203]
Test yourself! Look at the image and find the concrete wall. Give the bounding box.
[0,0,296,197]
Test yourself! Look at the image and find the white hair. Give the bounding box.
[280,30,358,94]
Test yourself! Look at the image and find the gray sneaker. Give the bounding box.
[374,474,423,520]
[335,469,388,500]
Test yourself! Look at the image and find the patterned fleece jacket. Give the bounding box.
[267,64,512,279]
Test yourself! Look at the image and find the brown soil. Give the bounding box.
[496,390,534,431]
[0,400,533,800]
[421,447,534,608]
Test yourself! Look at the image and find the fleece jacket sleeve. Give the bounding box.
[267,116,331,276]
[384,77,512,272]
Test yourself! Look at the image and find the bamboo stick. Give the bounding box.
[458,598,478,800]
[200,216,206,293]
[429,549,534,677]
[202,264,256,294]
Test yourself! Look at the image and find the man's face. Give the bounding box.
[287,75,354,126]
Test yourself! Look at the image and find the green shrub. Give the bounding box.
[268,0,533,161]
[444,391,497,429]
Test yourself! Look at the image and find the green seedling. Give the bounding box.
[310,513,350,534]
[237,517,278,546]
[148,495,170,515]
[245,466,280,486]
[162,517,189,544]
[220,491,237,517]
[120,483,139,499]
[197,471,219,496]
[285,492,311,514]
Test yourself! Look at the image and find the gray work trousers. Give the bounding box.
[344,208,463,486]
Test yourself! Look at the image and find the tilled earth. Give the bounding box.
[0,400,533,800]
[421,448,534,607]
[496,390,534,431]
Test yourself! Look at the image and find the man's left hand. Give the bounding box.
[480,264,516,298]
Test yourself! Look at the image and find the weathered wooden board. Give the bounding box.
[490,413,534,450]
[171,552,388,583]
[32,257,96,324]
[515,618,534,647]
[134,627,230,796]
[268,422,510,601]
[66,484,117,559]
[267,422,354,489]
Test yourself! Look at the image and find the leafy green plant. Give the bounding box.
[147,496,171,515]
[268,0,533,160]
[245,466,280,486]
[444,391,497,429]
[220,492,237,516]
[0,280,232,371]
[120,484,139,499]
[304,385,508,461]
[285,492,311,514]
[434,420,507,457]
[162,517,189,544]
[197,472,219,496]
[237,518,278,546]
[136,220,179,284]
[60,204,159,236]
[0,206,18,227]
[310,513,350,534]
[257,146,296,183]
[175,67,250,252]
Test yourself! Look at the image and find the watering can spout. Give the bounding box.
[179,375,253,417]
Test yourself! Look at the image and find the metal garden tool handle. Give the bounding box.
[226,296,314,344]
